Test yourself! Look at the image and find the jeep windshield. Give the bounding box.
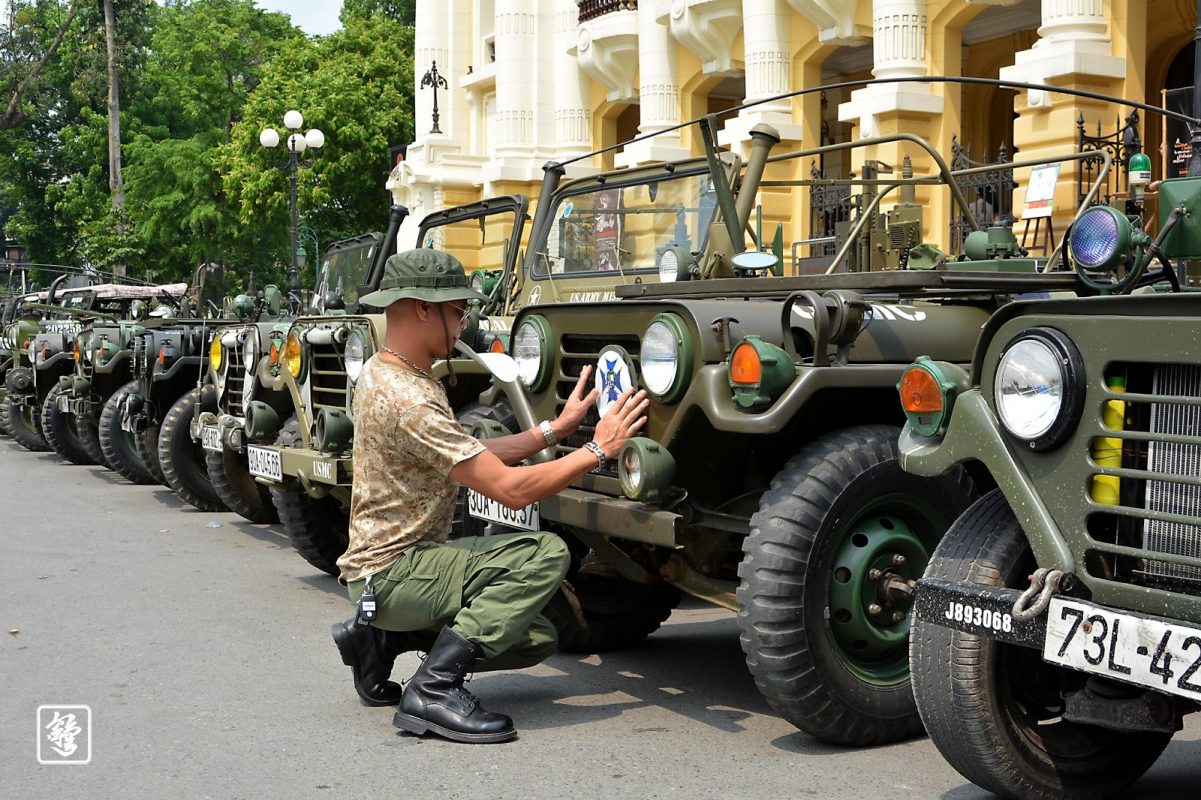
[316,235,380,311]
[531,168,718,278]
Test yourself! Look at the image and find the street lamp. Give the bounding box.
[260,110,325,298]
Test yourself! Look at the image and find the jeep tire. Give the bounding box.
[158,386,225,511]
[40,385,96,465]
[268,416,347,575]
[911,489,1171,800]
[737,424,976,746]
[4,395,48,452]
[135,424,168,486]
[206,445,279,524]
[99,381,155,484]
[544,563,680,652]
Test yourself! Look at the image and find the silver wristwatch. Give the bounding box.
[539,419,558,447]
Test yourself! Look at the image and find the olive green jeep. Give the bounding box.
[237,199,531,574]
[461,107,1109,748]
[191,233,386,525]
[5,280,140,454]
[901,176,1201,795]
[57,284,188,477]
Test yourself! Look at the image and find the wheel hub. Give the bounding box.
[828,510,932,683]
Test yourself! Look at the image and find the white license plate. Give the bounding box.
[1043,597,1201,703]
[56,394,71,413]
[201,425,222,452]
[466,489,540,532]
[247,445,283,482]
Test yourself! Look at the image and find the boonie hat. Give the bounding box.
[358,248,489,307]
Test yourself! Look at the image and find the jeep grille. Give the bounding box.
[1087,363,1201,594]
[310,341,348,414]
[1142,365,1201,584]
[220,334,253,418]
[555,333,641,474]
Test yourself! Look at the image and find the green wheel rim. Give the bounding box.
[826,494,943,686]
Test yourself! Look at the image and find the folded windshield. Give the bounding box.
[534,171,718,277]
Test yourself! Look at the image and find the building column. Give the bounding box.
[493,0,538,158]
[719,0,803,148]
[837,0,943,139]
[837,0,944,243]
[616,3,691,167]
[553,0,591,164]
[999,0,1126,238]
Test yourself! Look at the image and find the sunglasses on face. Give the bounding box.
[438,301,471,327]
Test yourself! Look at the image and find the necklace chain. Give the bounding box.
[381,345,434,380]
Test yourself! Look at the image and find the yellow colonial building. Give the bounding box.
[389,0,1199,268]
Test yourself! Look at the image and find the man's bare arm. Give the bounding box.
[451,388,648,509]
[475,366,599,466]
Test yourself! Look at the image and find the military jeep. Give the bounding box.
[900,176,1201,793]
[57,284,188,479]
[191,234,385,525]
[240,199,530,574]
[461,107,1110,747]
[4,280,135,455]
[119,280,277,510]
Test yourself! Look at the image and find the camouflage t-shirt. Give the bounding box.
[337,355,486,584]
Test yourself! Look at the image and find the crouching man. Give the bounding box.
[330,248,648,743]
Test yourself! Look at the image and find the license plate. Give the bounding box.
[247,445,283,481]
[466,489,540,531]
[201,425,222,453]
[1043,597,1201,703]
[56,394,71,413]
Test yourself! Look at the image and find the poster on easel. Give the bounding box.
[1164,87,1194,179]
[1020,162,1062,219]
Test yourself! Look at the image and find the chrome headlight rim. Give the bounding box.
[640,313,692,403]
[512,315,552,392]
[992,326,1085,452]
[344,329,367,384]
[241,331,258,376]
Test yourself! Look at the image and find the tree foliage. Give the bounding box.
[0,0,415,288]
[221,15,415,267]
[340,0,415,27]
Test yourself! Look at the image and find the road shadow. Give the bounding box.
[296,571,352,600]
[225,518,294,551]
[455,603,849,750]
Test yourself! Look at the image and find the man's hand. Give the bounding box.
[553,366,597,440]
[592,388,649,458]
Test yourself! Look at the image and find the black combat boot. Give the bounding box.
[392,626,517,743]
[330,618,437,707]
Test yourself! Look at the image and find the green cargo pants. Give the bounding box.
[347,532,570,672]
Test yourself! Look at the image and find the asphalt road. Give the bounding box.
[3,437,1201,800]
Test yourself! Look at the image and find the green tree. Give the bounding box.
[0,0,81,130]
[221,14,415,284]
[340,0,415,26]
[120,0,303,284]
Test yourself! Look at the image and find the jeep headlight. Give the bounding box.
[242,334,257,374]
[640,314,692,402]
[285,331,303,379]
[994,327,1084,451]
[512,316,551,391]
[344,330,366,383]
[209,336,223,372]
[1069,205,1132,274]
